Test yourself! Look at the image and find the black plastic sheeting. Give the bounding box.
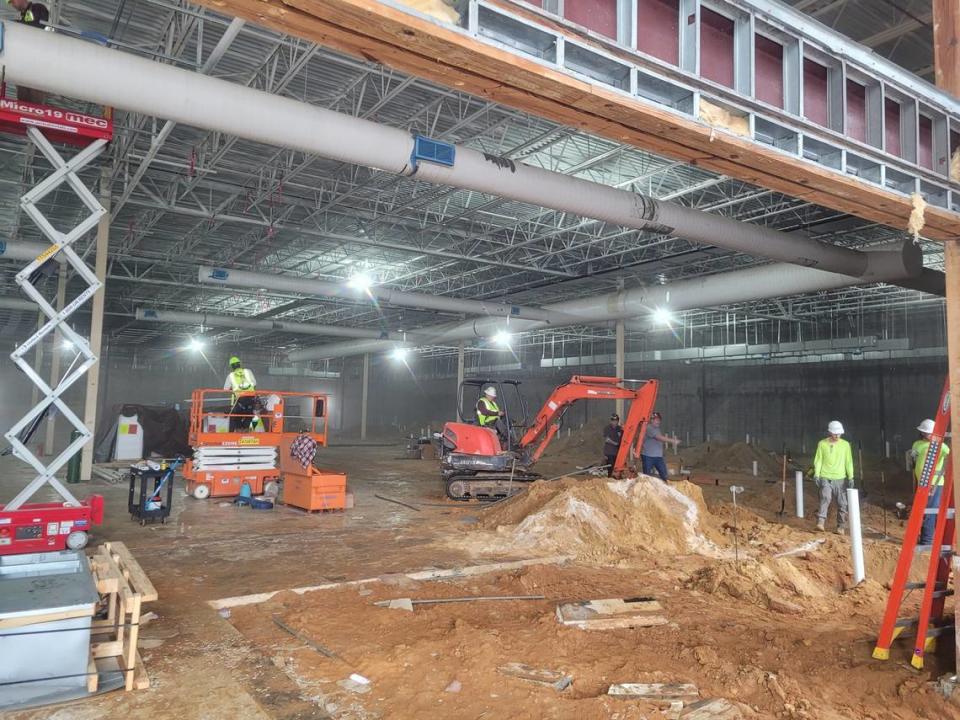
[93,405,192,462]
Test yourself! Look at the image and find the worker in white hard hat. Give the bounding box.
[813,420,855,533]
[476,386,508,449]
[224,355,257,432]
[910,418,950,545]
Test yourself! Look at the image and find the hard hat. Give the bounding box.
[229,356,241,365]
[651,412,662,420]
[827,420,844,435]
[483,386,497,398]
[610,414,620,421]
[917,419,936,434]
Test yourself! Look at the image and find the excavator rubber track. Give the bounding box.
[445,472,541,501]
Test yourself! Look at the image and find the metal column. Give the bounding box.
[456,341,465,416]
[360,352,369,441]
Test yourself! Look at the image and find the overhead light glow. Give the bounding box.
[62,340,74,351]
[652,307,674,326]
[391,347,409,361]
[347,272,373,292]
[187,337,205,352]
[492,330,512,347]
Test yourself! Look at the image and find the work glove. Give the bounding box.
[846,478,855,489]
[813,476,822,489]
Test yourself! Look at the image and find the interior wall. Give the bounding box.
[352,352,945,459]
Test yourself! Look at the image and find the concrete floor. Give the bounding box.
[1,446,481,720]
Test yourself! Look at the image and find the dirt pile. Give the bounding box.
[683,441,785,476]
[685,558,828,615]
[458,476,728,562]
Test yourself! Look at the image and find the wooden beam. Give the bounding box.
[194,0,960,240]
[931,0,960,678]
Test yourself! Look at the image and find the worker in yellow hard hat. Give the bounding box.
[224,356,257,432]
[910,418,950,546]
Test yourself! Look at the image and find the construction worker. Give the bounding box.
[476,386,508,449]
[603,413,623,477]
[910,418,950,545]
[8,0,49,104]
[224,356,257,432]
[641,412,679,482]
[813,420,854,533]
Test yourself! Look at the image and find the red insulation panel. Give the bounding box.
[637,0,679,65]
[918,114,933,169]
[845,80,866,143]
[754,35,783,108]
[885,98,902,157]
[700,7,734,88]
[803,58,828,127]
[564,0,618,39]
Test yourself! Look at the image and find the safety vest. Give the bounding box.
[913,439,950,487]
[477,398,499,427]
[228,368,255,404]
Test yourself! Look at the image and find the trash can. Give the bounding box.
[66,429,83,483]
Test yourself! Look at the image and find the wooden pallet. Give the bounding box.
[88,541,157,692]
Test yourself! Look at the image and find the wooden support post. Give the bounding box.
[44,266,68,455]
[80,167,109,481]
[932,0,960,676]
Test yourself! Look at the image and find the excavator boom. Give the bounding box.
[518,376,659,475]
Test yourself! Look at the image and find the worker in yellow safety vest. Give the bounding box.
[476,386,508,449]
[910,418,951,545]
[224,356,257,432]
[813,420,855,534]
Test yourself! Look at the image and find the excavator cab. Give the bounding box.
[455,379,529,450]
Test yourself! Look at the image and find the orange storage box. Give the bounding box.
[283,471,347,511]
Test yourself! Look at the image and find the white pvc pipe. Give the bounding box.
[847,488,865,584]
[885,441,891,458]
[752,460,758,477]
[794,470,804,518]
[1,23,923,280]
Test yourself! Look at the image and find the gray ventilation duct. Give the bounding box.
[2,23,922,281]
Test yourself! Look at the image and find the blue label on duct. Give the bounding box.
[143,310,157,318]
[511,306,520,316]
[209,269,229,281]
[0,240,5,256]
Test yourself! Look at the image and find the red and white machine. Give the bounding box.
[0,100,112,554]
[183,388,329,499]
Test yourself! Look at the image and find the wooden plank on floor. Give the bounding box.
[192,0,960,241]
[208,555,574,609]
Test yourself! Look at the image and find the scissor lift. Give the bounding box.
[0,99,112,554]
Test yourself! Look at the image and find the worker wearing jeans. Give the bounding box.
[641,412,679,482]
[911,419,950,546]
[814,420,854,533]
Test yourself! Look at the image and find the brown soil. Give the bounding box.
[222,472,960,720]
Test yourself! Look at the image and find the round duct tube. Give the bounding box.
[288,260,874,361]
[1,23,921,279]
[196,266,564,322]
[0,240,63,263]
[134,308,429,342]
[0,297,34,312]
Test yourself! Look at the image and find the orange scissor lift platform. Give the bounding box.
[183,388,329,499]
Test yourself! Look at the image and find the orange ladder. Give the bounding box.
[873,378,955,669]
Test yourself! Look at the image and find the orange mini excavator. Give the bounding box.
[440,376,659,500]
